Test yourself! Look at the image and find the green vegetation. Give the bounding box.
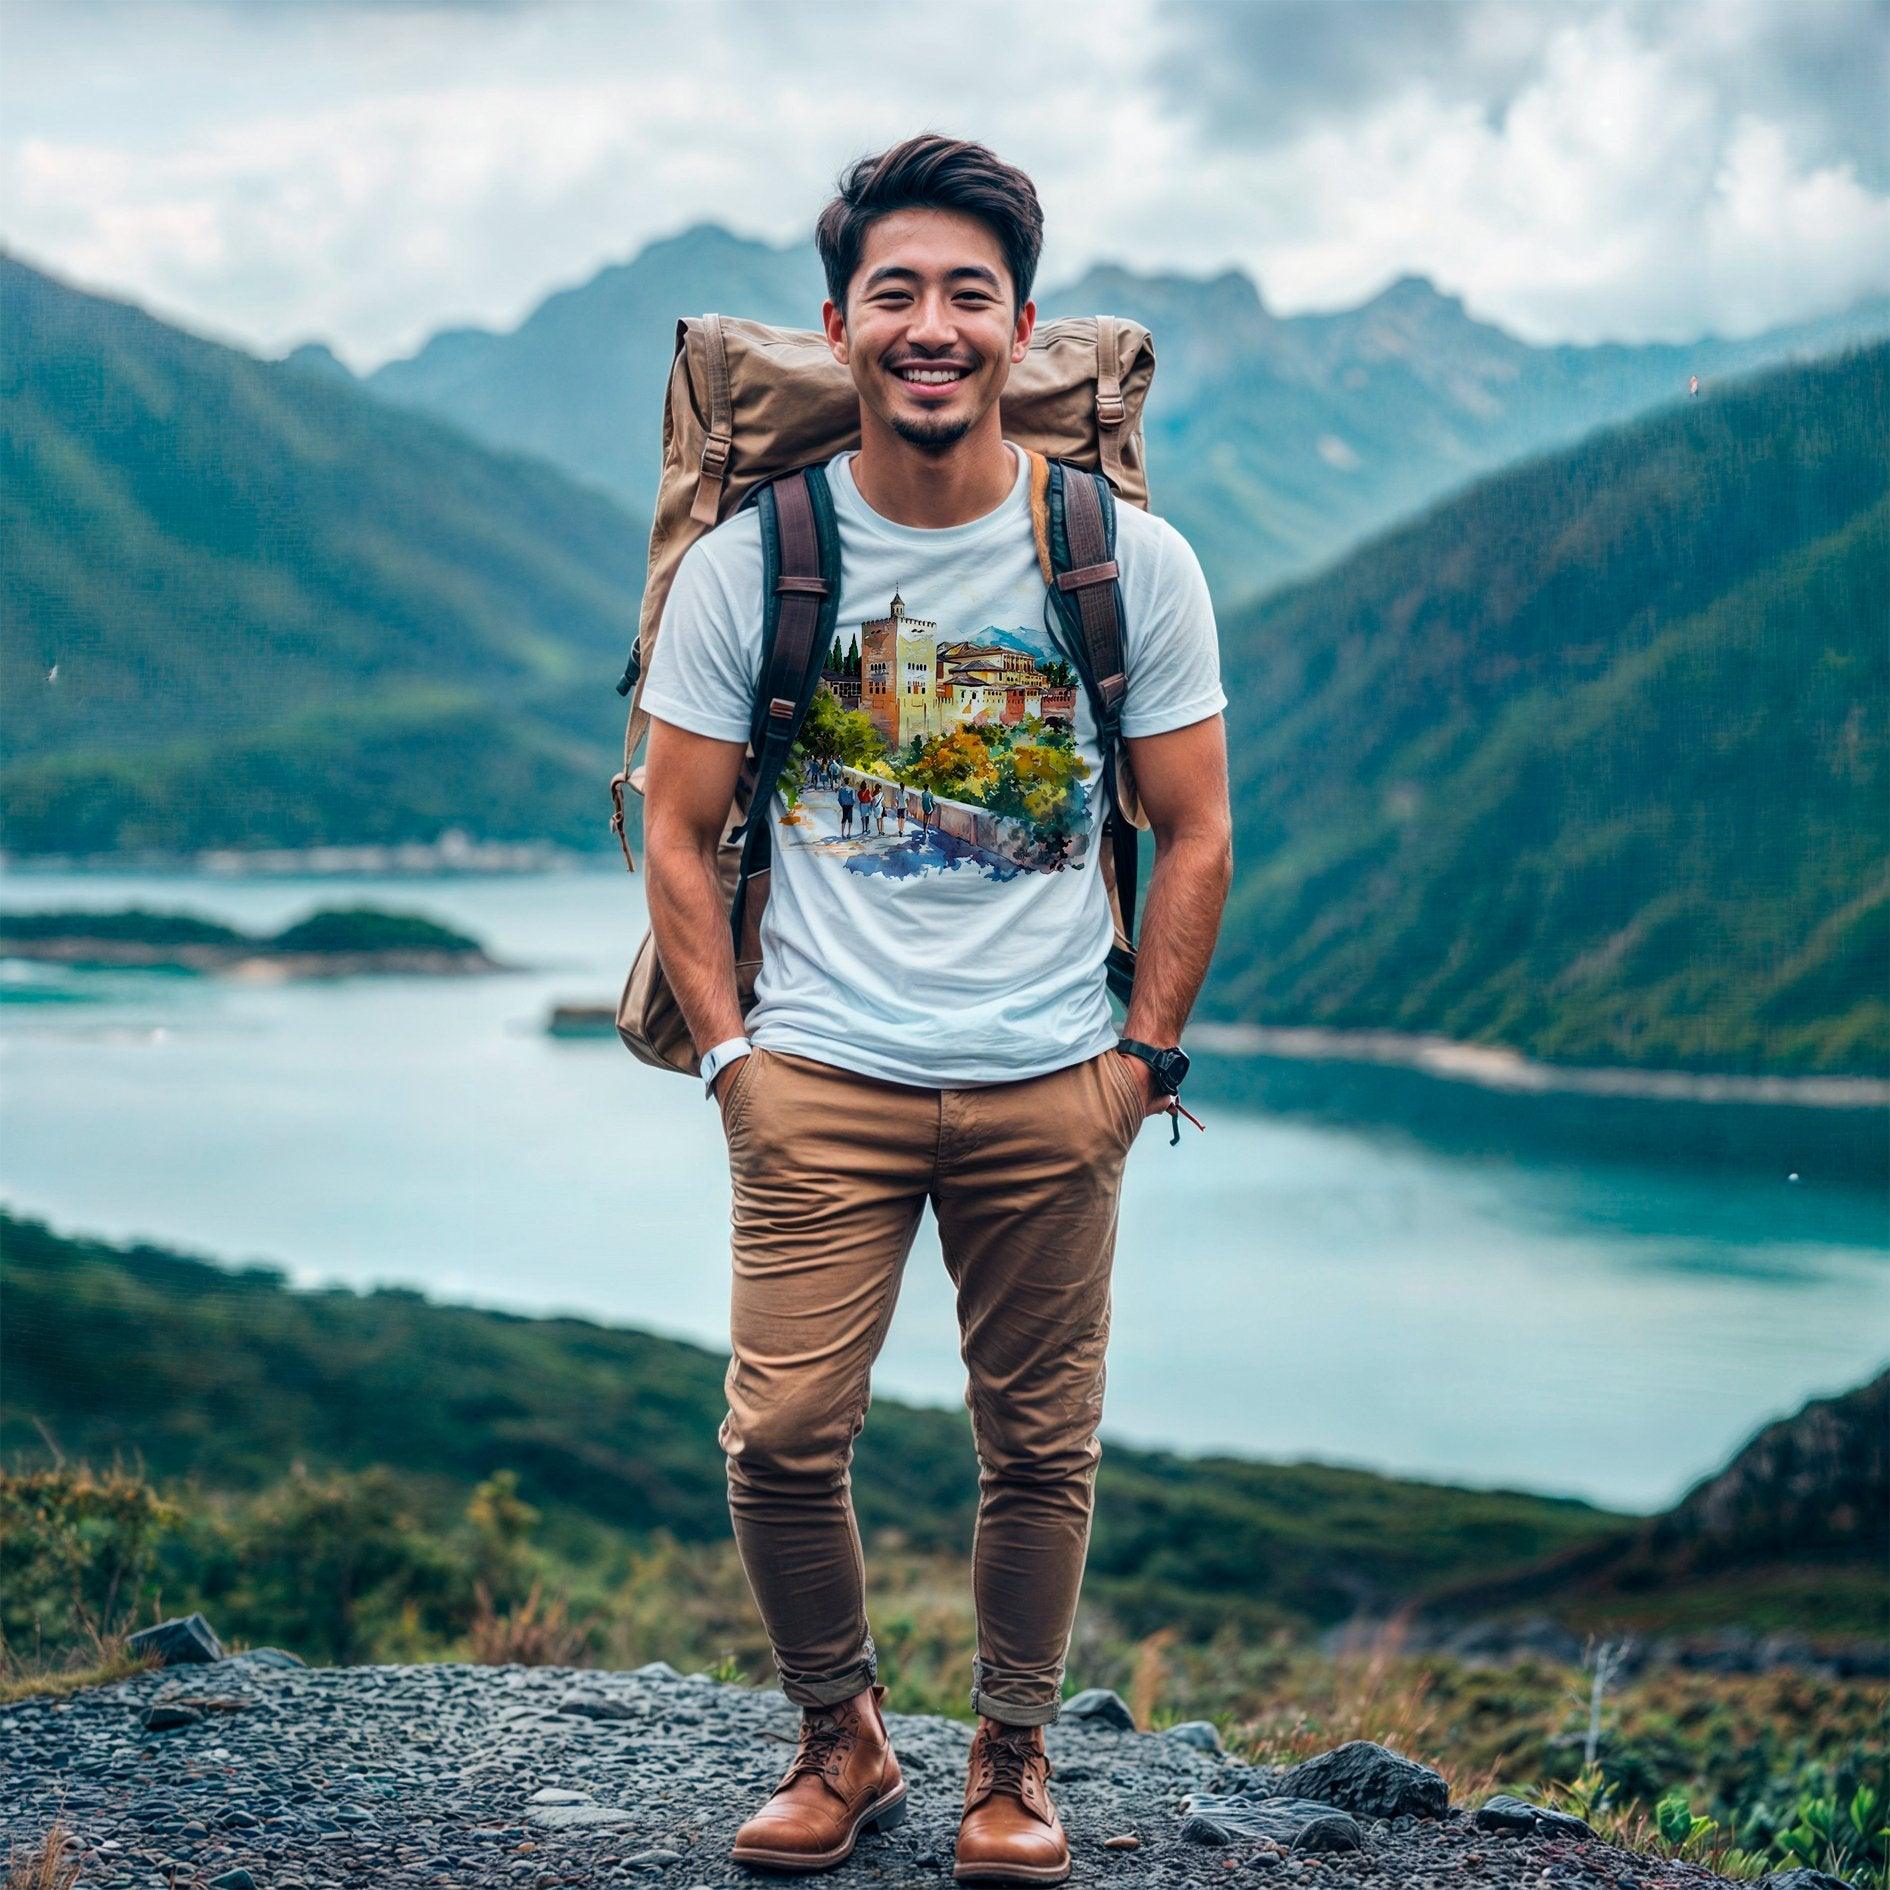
[1211,342,1890,1077]
[0,908,246,946]
[0,904,483,958]
[3,1209,1882,1882]
[265,906,480,954]
[1,258,645,855]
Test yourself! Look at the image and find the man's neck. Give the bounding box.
[848,411,1016,529]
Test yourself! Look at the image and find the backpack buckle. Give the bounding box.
[1096,392,1126,428]
[1055,559,1119,592]
[700,433,731,479]
[766,695,797,722]
[774,574,830,596]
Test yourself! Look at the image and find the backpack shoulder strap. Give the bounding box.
[725,462,840,952]
[1038,455,1139,1002]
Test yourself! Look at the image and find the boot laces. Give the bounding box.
[981,1725,1045,1798]
[785,1707,857,1786]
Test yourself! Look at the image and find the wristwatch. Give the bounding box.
[700,1035,753,1101]
[1115,1037,1191,1097]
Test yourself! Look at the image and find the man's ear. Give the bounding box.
[822,297,848,366]
[1011,296,1036,364]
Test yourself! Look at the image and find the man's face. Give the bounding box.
[823,208,1034,454]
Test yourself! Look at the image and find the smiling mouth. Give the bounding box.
[892,364,972,386]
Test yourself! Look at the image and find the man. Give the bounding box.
[639,134,1231,1884]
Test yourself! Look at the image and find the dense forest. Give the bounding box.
[0,256,643,854]
[1206,343,1889,1076]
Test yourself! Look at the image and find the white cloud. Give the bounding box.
[0,0,1883,366]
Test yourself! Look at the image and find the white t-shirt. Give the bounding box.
[639,440,1225,1088]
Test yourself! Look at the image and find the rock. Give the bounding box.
[557,1690,639,1720]
[1165,1719,1224,1752]
[528,1803,638,1830]
[1760,1874,1857,1890]
[1275,1740,1449,1819]
[141,1704,204,1732]
[1474,1793,1594,1839]
[1180,1794,1364,1852]
[1062,1687,1137,1731]
[622,1848,685,1869]
[528,1788,594,1805]
[632,1661,683,1682]
[1103,1833,1141,1849]
[127,1614,225,1667]
[236,1647,306,1668]
[208,1872,257,1890]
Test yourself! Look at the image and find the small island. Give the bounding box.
[0,905,510,980]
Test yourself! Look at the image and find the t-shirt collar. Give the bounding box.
[828,441,1027,546]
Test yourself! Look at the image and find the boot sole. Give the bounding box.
[951,1857,1072,1885]
[731,1780,909,1872]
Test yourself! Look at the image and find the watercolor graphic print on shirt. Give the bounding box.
[781,587,1094,883]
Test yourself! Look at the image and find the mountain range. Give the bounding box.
[356,221,1890,604]
[2,253,1881,1076]
[0,253,644,855]
[1206,340,1888,1076]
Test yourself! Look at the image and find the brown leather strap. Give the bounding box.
[1096,317,1128,493]
[1060,467,1127,714]
[688,312,733,526]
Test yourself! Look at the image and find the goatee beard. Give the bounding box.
[890,412,975,454]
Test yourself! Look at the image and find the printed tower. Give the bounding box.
[860,591,939,747]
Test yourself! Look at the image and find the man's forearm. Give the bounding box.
[644,830,748,1054]
[1121,827,1233,1046]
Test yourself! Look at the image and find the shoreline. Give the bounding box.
[1185,1021,1890,1110]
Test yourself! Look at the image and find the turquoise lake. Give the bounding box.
[2,867,1884,1515]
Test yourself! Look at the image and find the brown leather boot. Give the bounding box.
[731,1681,908,1873]
[953,1719,1071,1884]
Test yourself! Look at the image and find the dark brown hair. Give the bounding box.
[816,134,1045,315]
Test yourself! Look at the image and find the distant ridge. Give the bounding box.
[1206,342,1890,1078]
[361,221,1890,603]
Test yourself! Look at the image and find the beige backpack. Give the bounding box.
[611,312,1156,1075]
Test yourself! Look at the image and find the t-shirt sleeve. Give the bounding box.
[635,524,763,744]
[1118,518,1228,740]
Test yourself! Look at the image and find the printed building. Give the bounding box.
[860,593,1075,747]
[861,591,939,748]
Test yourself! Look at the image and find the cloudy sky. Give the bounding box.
[3,0,1885,373]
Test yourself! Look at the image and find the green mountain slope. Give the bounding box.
[0,254,646,853]
[1205,343,1890,1077]
[360,221,1890,604]
[0,1207,1619,1642]
[1411,1368,1889,1640]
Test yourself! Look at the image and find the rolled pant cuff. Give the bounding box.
[776,1641,878,1711]
[968,1684,1062,1728]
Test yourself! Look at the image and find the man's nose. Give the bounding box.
[906,291,959,351]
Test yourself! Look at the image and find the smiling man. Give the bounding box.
[637,134,1232,1884]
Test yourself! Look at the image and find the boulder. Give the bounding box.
[1275,1739,1448,1819]
[1760,1873,1857,1890]
[1179,1794,1363,1852]
[1061,1687,1136,1731]
[1165,1720,1224,1752]
[1474,1793,1594,1839]
[128,1614,224,1667]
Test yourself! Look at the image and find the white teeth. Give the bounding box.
[899,368,965,384]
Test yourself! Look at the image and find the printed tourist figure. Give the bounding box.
[918,784,936,846]
[837,780,856,835]
[893,788,907,837]
[636,135,1229,1883]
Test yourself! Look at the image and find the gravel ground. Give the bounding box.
[0,1652,1813,1889]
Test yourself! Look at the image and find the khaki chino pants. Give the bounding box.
[714,1042,1148,1726]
